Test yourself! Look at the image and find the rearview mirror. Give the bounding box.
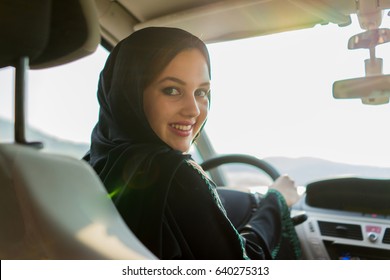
[348,28,390,50]
[333,74,390,105]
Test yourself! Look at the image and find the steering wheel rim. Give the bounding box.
[200,154,307,229]
[200,154,281,181]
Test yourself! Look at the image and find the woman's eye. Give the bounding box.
[195,88,210,97]
[162,87,180,96]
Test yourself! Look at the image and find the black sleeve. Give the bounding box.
[240,192,283,259]
[241,190,302,259]
[167,161,287,259]
[167,161,249,259]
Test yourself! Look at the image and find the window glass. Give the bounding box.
[0,45,109,158]
[205,13,390,185]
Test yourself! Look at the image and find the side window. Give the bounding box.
[0,45,109,158]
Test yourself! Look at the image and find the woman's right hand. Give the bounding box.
[269,174,300,207]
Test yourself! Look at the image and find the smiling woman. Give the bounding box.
[143,49,210,153]
[80,26,301,260]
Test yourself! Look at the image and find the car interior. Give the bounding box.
[1,0,390,260]
[0,0,155,260]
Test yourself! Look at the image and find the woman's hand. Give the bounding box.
[269,174,300,207]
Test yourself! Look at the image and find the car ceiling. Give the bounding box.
[95,0,390,46]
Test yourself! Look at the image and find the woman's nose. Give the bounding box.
[182,93,200,117]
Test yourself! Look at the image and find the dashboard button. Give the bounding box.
[368,232,379,242]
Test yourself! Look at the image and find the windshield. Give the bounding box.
[204,14,390,184]
[0,14,389,185]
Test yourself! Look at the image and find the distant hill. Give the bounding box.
[203,156,390,186]
[265,157,390,185]
[0,118,89,158]
[221,156,390,186]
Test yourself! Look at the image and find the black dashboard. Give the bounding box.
[293,177,390,260]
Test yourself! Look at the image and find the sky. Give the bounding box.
[0,12,389,168]
[205,14,390,167]
[206,18,390,166]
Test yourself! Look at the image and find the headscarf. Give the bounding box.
[83,27,211,258]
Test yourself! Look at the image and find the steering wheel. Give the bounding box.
[200,154,306,229]
[200,154,281,180]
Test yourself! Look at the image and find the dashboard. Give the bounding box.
[293,177,390,260]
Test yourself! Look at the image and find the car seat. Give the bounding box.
[0,0,155,259]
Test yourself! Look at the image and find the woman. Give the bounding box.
[84,27,301,259]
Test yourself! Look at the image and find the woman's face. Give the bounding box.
[143,49,210,153]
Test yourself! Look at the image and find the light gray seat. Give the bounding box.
[0,0,155,259]
[0,144,155,259]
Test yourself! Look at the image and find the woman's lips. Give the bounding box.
[169,123,194,137]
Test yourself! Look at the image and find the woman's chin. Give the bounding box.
[169,142,191,153]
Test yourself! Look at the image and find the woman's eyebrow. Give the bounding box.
[158,76,210,87]
[158,76,185,85]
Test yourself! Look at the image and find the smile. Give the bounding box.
[170,124,193,131]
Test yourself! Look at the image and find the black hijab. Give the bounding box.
[84,27,211,258]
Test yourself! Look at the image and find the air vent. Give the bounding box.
[318,221,363,240]
[382,228,390,244]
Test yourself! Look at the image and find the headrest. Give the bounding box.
[0,0,51,68]
[0,0,100,69]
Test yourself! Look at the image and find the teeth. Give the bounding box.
[171,124,192,131]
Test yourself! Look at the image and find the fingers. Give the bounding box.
[278,174,295,185]
[272,174,295,190]
[270,174,300,207]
